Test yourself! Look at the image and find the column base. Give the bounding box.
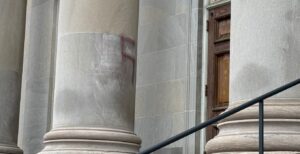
[205,99,300,154]
[212,152,300,154]
[0,144,23,154]
[39,127,141,154]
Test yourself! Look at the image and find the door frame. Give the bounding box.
[206,2,231,143]
[200,1,231,153]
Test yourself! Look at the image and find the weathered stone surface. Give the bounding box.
[135,0,203,153]
[58,0,138,39]
[39,0,140,153]
[206,0,300,153]
[0,71,21,145]
[229,0,300,103]
[39,128,141,154]
[53,33,136,131]
[40,32,140,154]
[0,0,27,153]
[18,0,58,153]
[206,99,300,153]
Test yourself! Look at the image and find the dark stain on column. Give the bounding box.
[232,63,271,101]
[120,35,136,84]
[282,4,300,98]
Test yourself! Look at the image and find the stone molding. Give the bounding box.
[223,98,300,121]
[206,98,300,153]
[207,0,230,10]
[39,127,141,154]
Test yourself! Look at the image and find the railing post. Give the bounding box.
[259,100,264,154]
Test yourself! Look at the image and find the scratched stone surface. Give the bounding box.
[53,33,136,131]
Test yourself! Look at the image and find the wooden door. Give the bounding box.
[206,4,231,142]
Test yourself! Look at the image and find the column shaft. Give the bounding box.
[18,0,58,153]
[39,0,140,153]
[206,0,300,153]
[0,0,27,154]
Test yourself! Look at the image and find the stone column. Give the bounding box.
[206,0,300,153]
[0,0,27,154]
[39,0,141,153]
[18,0,58,154]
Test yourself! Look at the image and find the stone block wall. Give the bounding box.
[135,0,203,153]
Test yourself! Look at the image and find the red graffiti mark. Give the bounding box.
[120,35,136,84]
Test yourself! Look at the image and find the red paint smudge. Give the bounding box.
[120,35,136,84]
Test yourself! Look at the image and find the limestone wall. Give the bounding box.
[135,0,203,153]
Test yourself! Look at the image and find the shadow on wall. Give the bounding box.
[231,63,271,100]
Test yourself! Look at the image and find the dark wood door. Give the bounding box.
[206,4,231,142]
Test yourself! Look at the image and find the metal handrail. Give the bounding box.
[139,78,300,154]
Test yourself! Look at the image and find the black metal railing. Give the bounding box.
[139,78,300,154]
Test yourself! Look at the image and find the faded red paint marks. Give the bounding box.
[120,35,136,84]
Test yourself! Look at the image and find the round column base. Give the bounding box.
[212,152,300,154]
[39,127,141,154]
[0,144,23,154]
[206,130,300,153]
[206,99,300,154]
